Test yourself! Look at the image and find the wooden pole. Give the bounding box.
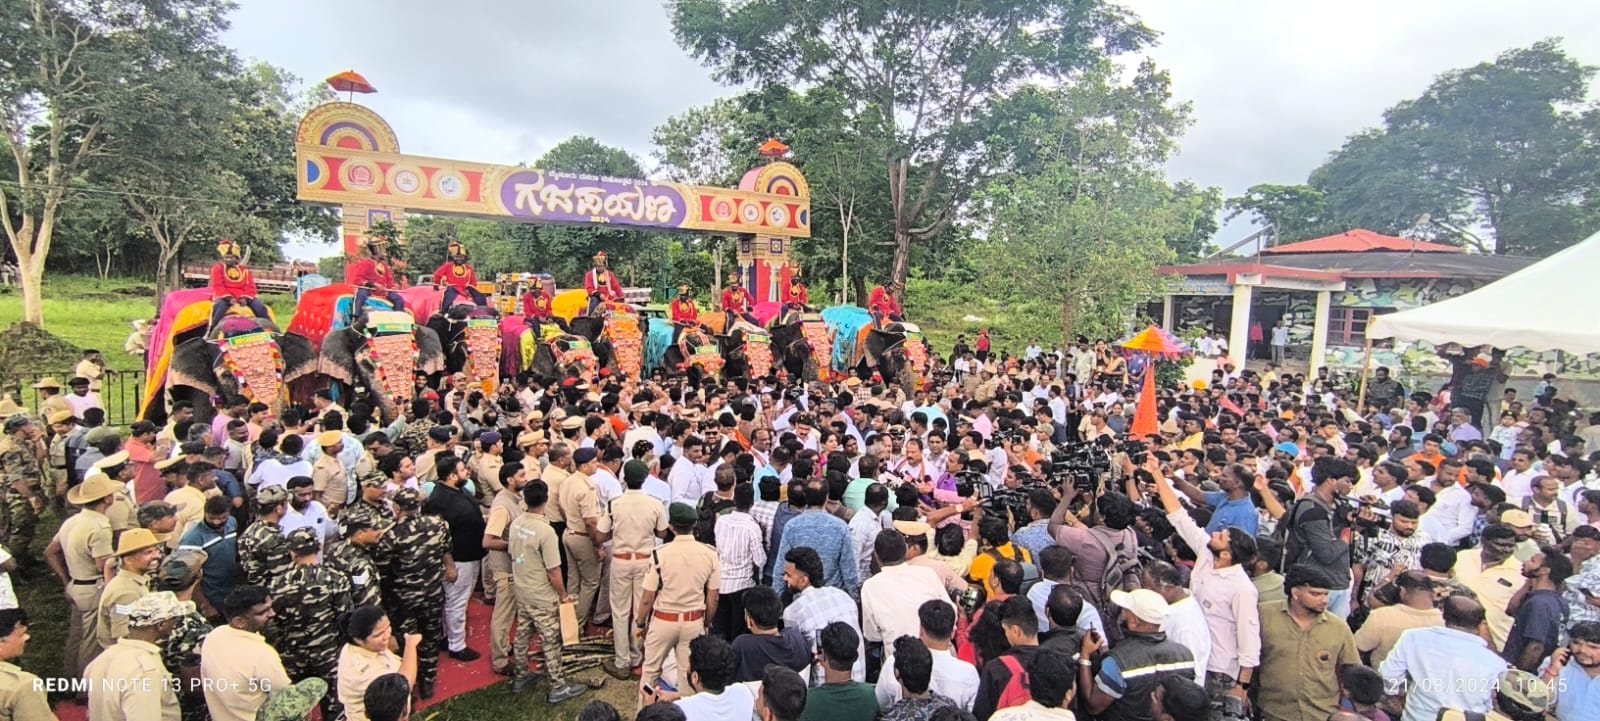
[1356,336,1374,410]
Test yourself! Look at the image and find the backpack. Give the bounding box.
[1277,498,1320,573]
[1521,497,1570,538]
[995,655,1032,712]
[1074,528,1140,600]
[986,545,1041,597]
[693,491,735,544]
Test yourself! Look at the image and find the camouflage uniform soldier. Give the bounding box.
[340,472,395,565]
[238,485,292,589]
[154,548,212,721]
[325,515,385,608]
[270,527,353,719]
[381,487,452,699]
[0,415,46,566]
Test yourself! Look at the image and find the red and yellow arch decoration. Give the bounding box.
[295,101,811,299]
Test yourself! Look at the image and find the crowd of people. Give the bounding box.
[0,333,1598,721]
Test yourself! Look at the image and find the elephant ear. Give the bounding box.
[415,326,446,375]
[168,338,220,398]
[278,334,319,384]
[319,328,360,386]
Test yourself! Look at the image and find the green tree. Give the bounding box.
[519,137,666,287]
[1312,39,1599,256]
[0,0,235,325]
[970,63,1212,340]
[1223,183,1343,245]
[670,0,1154,287]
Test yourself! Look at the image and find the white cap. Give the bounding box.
[1110,588,1170,625]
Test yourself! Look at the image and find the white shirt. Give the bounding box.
[1025,344,1043,361]
[248,458,312,490]
[1160,595,1212,683]
[591,467,623,503]
[875,645,981,711]
[1500,467,1541,503]
[848,508,882,581]
[989,700,1077,721]
[1417,483,1476,546]
[0,547,15,610]
[1379,625,1508,721]
[280,502,336,543]
[860,564,954,643]
[674,681,757,721]
[1027,579,1107,639]
[641,475,672,507]
[667,460,709,504]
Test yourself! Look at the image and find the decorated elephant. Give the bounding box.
[140,289,318,424]
[661,327,724,382]
[856,322,927,396]
[512,315,621,381]
[718,322,776,382]
[425,302,503,389]
[767,317,828,383]
[317,310,445,423]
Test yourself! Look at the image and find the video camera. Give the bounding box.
[1047,442,1112,493]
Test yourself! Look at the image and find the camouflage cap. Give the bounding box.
[84,426,121,445]
[254,677,328,721]
[391,487,422,510]
[356,470,387,489]
[125,591,193,627]
[285,527,321,554]
[2,415,32,434]
[338,515,386,537]
[255,485,290,507]
[154,549,208,592]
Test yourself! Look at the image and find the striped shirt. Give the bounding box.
[715,511,767,594]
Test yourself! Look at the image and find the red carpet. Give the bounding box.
[53,597,504,721]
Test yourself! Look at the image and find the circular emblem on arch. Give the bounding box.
[711,198,736,222]
[432,170,468,201]
[387,164,424,196]
[740,202,763,225]
[341,159,380,193]
[766,204,790,228]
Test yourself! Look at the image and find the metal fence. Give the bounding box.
[9,370,146,426]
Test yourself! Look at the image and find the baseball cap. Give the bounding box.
[1273,442,1299,456]
[573,447,598,465]
[154,549,208,592]
[1110,588,1171,625]
[1500,509,1534,528]
[125,591,193,627]
[478,431,501,447]
[668,502,697,528]
[1494,669,1549,714]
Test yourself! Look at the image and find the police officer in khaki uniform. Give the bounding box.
[44,472,120,678]
[598,460,667,680]
[636,503,720,695]
[94,527,164,652]
[32,378,70,423]
[91,452,140,544]
[507,480,587,703]
[0,607,55,721]
[541,443,574,539]
[558,447,604,628]
[45,409,78,510]
[482,461,528,675]
[312,430,348,515]
[84,591,188,721]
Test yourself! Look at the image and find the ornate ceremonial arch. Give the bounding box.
[295,102,812,300]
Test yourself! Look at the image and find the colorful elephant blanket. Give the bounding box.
[821,305,873,372]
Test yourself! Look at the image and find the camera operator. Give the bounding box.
[1281,456,1357,619]
[1351,499,1427,609]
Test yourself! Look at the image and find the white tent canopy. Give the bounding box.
[1368,230,1600,354]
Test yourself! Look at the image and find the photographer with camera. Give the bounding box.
[1281,457,1358,619]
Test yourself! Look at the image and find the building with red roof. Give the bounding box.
[1155,228,1534,376]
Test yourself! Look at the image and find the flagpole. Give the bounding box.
[1356,337,1374,410]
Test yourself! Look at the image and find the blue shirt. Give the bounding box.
[1011,520,1053,558]
[1204,491,1260,536]
[212,469,243,501]
[773,510,860,596]
[178,516,238,608]
[1552,658,1599,721]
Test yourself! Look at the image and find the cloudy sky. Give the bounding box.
[225,0,1600,258]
